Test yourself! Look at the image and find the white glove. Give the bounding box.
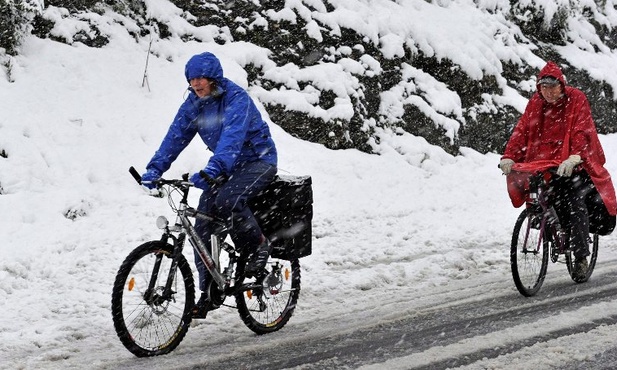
[500,158,515,175]
[556,155,582,177]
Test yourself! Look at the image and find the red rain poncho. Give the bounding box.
[502,61,616,215]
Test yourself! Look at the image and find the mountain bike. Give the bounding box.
[509,165,599,297]
[111,167,312,357]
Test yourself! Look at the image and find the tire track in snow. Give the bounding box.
[168,261,617,370]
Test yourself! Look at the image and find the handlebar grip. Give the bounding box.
[199,170,225,186]
[199,170,215,186]
[129,166,142,185]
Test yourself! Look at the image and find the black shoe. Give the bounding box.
[245,239,272,276]
[572,257,589,282]
[191,292,220,319]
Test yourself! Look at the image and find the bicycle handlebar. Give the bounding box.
[128,166,226,224]
[129,166,143,184]
[129,166,191,188]
[129,166,225,189]
[498,161,563,176]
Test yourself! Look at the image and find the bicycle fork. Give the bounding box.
[522,215,543,255]
[143,234,184,306]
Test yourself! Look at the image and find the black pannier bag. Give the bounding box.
[249,174,313,260]
[586,188,616,236]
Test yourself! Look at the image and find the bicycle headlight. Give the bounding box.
[156,216,169,229]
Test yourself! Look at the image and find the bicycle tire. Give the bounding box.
[565,233,599,283]
[111,241,195,357]
[235,257,301,335]
[511,209,549,297]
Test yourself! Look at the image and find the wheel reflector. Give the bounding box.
[128,277,135,291]
[247,290,253,299]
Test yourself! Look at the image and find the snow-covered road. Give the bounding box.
[128,250,617,370]
[8,245,617,370]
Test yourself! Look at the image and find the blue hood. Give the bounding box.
[147,52,277,179]
[184,52,224,82]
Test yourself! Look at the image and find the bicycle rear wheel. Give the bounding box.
[511,209,549,297]
[235,257,301,334]
[111,241,195,357]
[565,233,599,283]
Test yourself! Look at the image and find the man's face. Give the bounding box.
[540,83,563,104]
[190,77,213,98]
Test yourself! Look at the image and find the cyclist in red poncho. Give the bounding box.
[500,61,617,279]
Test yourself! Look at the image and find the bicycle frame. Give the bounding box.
[158,181,239,295]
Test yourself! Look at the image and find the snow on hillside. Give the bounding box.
[2,0,617,368]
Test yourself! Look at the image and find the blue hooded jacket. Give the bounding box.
[146,52,277,179]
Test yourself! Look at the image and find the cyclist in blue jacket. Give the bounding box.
[141,52,278,318]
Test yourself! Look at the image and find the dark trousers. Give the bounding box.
[549,171,593,259]
[193,161,276,292]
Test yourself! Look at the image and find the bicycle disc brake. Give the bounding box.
[264,266,284,295]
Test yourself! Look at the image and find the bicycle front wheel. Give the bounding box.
[235,257,301,335]
[565,233,599,283]
[111,241,195,357]
[511,209,549,297]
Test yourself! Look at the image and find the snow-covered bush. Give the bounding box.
[9,0,617,155]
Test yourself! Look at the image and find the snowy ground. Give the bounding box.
[2,30,617,369]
